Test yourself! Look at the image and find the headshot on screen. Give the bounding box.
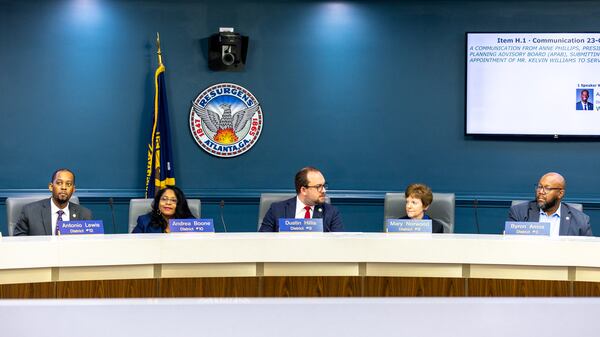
[576,88,594,111]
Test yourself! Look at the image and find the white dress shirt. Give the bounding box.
[294,197,313,219]
[50,200,70,236]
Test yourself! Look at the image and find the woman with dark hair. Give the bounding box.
[402,183,444,233]
[132,186,194,233]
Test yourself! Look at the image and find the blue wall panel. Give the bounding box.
[2,0,600,234]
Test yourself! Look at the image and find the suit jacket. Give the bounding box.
[132,213,165,233]
[14,198,93,236]
[576,101,594,110]
[259,197,344,232]
[507,201,592,236]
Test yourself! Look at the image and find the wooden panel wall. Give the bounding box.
[1,277,598,298]
[468,279,571,297]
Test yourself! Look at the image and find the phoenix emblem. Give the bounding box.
[192,101,259,144]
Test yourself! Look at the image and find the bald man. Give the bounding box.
[507,172,592,236]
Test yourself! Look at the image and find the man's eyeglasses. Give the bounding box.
[305,183,328,192]
[534,184,562,194]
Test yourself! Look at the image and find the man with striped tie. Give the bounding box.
[14,168,92,236]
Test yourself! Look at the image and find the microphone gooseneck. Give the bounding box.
[474,199,481,234]
[219,200,228,232]
[108,197,117,234]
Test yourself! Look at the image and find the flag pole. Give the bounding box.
[156,32,163,66]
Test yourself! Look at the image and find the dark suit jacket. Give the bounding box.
[576,101,594,110]
[259,197,344,232]
[507,201,592,236]
[401,214,444,233]
[14,198,93,236]
[132,213,165,233]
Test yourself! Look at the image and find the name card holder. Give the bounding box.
[169,219,215,233]
[385,219,432,233]
[58,220,104,235]
[504,221,551,236]
[278,218,324,232]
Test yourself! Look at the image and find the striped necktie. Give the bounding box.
[56,210,64,235]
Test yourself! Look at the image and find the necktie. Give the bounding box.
[56,210,64,235]
[304,206,311,219]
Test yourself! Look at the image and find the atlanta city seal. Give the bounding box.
[189,83,263,158]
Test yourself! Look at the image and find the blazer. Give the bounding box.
[401,214,444,233]
[259,197,344,232]
[576,101,594,110]
[507,201,592,236]
[132,213,166,233]
[14,198,93,236]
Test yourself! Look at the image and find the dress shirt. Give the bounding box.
[294,196,314,218]
[539,207,561,237]
[50,199,70,236]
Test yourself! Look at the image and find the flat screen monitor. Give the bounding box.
[466,32,600,137]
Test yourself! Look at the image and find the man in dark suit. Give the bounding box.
[259,167,344,232]
[14,168,92,236]
[507,172,592,236]
[576,89,594,111]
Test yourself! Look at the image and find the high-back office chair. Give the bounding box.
[383,192,455,233]
[257,193,331,230]
[511,200,583,212]
[128,198,201,233]
[6,195,81,236]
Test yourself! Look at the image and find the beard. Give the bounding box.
[52,191,71,204]
[538,197,559,211]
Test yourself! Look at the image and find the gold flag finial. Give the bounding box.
[156,32,163,66]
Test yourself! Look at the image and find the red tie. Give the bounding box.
[304,205,311,219]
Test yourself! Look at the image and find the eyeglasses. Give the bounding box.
[160,197,178,204]
[534,184,562,194]
[305,183,328,192]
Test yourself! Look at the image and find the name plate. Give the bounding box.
[169,219,215,233]
[278,218,324,232]
[58,220,104,235]
[386,219,432,233]
[504,221,551,236]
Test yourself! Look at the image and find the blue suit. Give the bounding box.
[259,197,344,232]
[132,213,165,233]
[576,101,593,110]
[507,201,592,236]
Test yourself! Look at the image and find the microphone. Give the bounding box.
[219,200,228,232]
[473,199,481,234]
[108,197,117,234]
